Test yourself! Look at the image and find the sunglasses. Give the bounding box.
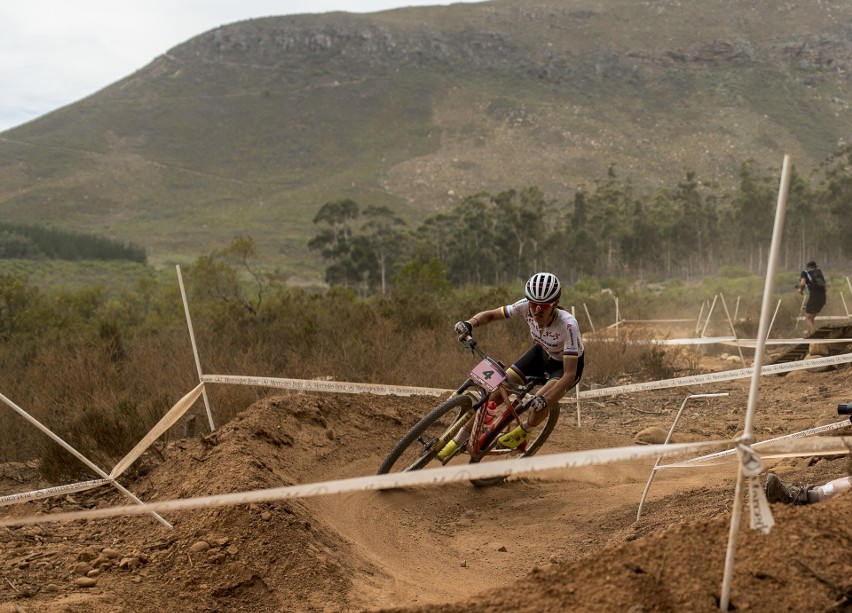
[529,301,555,312]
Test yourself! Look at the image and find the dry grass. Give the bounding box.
[0,281,790,481]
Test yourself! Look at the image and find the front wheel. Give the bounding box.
[377,394,474,474]
[468,402,560,487]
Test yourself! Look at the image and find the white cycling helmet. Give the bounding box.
[524,272,561,303]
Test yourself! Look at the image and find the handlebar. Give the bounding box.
[458,334,542,398]
[459,333,487,361]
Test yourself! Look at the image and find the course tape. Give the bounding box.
[590,336,737,345]
[201,353,852,402]
[734,338,852,347]
[658,419,851,468]
[0,479,109,507]
[200,374,446,398]
[577,351,852,399]
[749,435,852,458]
[5,436,848,528]
[620,319,696,323]
[653,336,736,345]
[110,383,204,479]
[0,439,732,527]
[594,337,852,347]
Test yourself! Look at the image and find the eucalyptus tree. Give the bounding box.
[621,197,667,278]
[309,199,361,289]
[782,166,821,269]
[562,190,600,281]
[427,193,499,285]
[309,199,359,260]
[412,212,456,266]
[491,187,552,283]
[0,230,41,259]
[463,193,503,285]
[729,161,776,272]
[585,166,636,276]
[517,186,553,274]
[667,172,719,278]
[360,205,408,295]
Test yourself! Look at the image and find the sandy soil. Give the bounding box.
[1,353,851,613]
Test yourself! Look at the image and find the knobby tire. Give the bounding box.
[377,394,474,475]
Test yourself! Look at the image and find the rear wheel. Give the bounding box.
[377,394,475,474]
[468,402,561,487]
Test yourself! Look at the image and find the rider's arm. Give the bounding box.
[468,307,505,329]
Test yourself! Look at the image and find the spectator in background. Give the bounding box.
[797,260,827,337]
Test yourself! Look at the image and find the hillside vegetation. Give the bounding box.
[0,252,819,474]
[1,0,851,278]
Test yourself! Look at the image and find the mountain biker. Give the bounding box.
[438,272,584,459]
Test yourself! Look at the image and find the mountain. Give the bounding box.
[1,0,851,278]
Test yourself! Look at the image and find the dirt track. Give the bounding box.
[1,355,851,612]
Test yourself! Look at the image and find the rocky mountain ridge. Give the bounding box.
[1,0,851,275]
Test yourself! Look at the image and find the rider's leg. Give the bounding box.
[809,475,852,503]
[499,381,566,448]
[766,474,852,504]
[438,389,507,459]
[524,379,566,428]
[498,348,564,448]
[805,312,816,336]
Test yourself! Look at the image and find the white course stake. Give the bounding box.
[720,154,792,611]
[177,265,215,432]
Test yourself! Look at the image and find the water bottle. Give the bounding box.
[483,400,497,427]
[479,400,497,444]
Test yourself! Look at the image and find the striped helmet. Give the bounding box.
[524,272,561,303]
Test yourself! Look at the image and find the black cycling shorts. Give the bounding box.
[509,344,584,389]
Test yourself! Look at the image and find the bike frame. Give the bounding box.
[439,336,541,462]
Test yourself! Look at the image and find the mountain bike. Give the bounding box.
[376,334,560,487]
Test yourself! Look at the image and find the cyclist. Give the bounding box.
[438,272,584,459]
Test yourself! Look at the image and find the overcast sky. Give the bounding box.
[0,0,489,132]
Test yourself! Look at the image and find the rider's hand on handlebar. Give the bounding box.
[528,395,548,413]
[454,320,473,338]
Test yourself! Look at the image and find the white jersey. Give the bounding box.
[501,299,584,362]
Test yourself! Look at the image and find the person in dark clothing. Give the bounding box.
[765,472,851,505]
[797,260,826,336]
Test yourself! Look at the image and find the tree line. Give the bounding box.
[310,145,852,295]
[0,223,146,263]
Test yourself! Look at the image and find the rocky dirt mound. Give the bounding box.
[1,366,851,612]
[0,393,441,612]
[379,491,852,613]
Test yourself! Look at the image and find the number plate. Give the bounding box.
[469,358,507,393]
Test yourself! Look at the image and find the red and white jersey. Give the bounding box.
[500,299,584,362]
